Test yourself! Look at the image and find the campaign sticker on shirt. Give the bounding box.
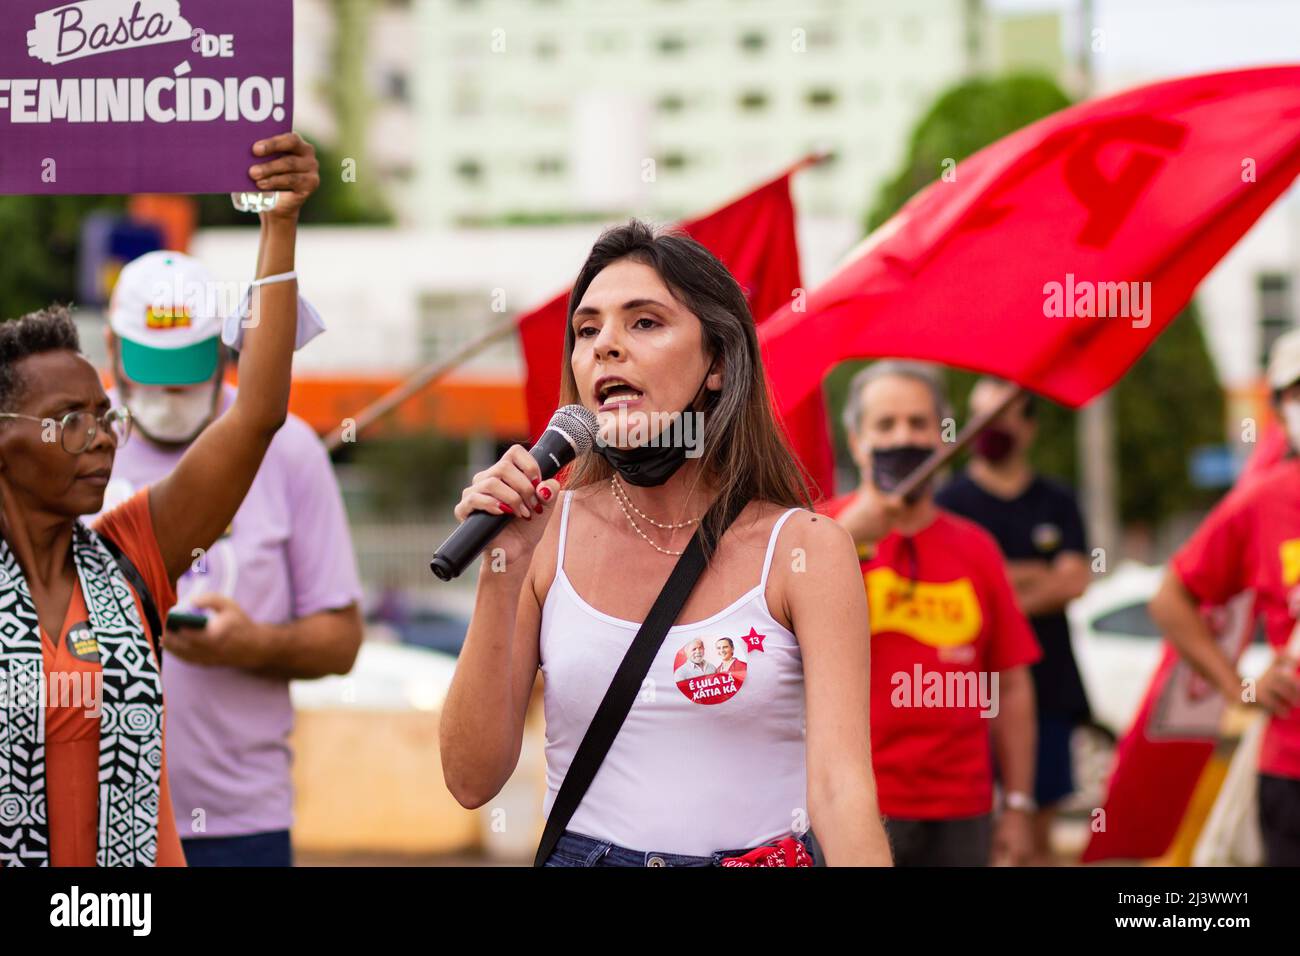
[66,621,99,664]
[672,636,748,705]
[1032,522,1062,553]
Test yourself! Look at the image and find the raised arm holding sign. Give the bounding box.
[0,131,318,867]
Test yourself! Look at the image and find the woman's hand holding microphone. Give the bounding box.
[454,444,564,571]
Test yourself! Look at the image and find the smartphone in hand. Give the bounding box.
[166,610,208,631]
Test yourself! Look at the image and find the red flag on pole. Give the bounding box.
[517,160,835,497]
[749,67,1300,862]
[758,67,1300,415]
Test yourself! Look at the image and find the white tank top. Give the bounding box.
[539,490,807,856]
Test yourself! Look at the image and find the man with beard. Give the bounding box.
[823,361,1040,866]
[101,250,363,866]
[674,637,716,682]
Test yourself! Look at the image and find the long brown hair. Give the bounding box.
[558,220,816,563]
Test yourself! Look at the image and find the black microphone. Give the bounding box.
[430,404,599,581]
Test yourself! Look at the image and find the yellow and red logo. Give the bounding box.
[144,305,192,330]
[1279,539,1300,587]
[866,566,982,648]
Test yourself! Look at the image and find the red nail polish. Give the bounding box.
[499,503,514,515]
[539,486,552,501]
[536,503,544,513]
[530,477,540,487]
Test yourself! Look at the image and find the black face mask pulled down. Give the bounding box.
[870,444,936,504]
[592,376,709,487]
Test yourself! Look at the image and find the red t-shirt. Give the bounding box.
[822,493,1042,819]
[1171,456,1300,780]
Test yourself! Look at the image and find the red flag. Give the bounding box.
[1081,421,1288,862]
[517,161,835,497]
[759,67,1300,414]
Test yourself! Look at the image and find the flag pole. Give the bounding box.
[322,153,827,453]
[892,384,1026,502]
[322,314,519,451]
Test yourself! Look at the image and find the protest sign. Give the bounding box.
[0,0,293,194]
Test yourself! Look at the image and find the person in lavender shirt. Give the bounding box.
[98,249,363,867]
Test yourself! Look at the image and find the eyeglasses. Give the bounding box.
[0,406,132,454]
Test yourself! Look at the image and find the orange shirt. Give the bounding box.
[39,488,184,867]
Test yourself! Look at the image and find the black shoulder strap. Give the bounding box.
[97,531,164,672]
[534,494,746,867]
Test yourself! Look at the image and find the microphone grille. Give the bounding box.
[549,404,599,455]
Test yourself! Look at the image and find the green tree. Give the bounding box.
[867,74,1071,233]
[0,195,125,321]
[837,72,1224,528]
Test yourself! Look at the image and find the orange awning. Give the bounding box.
[286,373,529,441]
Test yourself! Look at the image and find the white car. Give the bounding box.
[1062,561,1272,812]
[1068,561,1271,739]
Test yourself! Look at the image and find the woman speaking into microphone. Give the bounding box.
[440,221,891,867]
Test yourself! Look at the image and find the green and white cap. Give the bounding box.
[110,251,223,386]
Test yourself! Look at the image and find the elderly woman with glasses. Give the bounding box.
[0,132,319,868]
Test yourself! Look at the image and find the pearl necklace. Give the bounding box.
[609,475,703,556]
[609,475,701,528]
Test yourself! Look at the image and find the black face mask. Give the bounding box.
[870,444,935,503]
[593,375,710,487]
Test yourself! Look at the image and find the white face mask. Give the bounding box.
[126,383,218,444]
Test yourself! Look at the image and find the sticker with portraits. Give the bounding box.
[672,635,748,705]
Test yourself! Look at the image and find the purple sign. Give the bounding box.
[0,0,293,194]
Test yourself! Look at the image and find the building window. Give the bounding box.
[739,30,765,53]
[1259,272,1294,369]
[738,90,769,111]
[417,292,461,363]
[806,87,837,109]
[417,291,516,367]
[534,156,565,177]
[656,93,687,113]
[659,151,689,171]
[535,36,559,59]
[454,158,484,183]
[656,34,687,55]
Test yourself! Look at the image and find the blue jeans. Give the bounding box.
[541,830,816,867]
[182,830,293,867]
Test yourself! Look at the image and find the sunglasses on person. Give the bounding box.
[0,406,132,454]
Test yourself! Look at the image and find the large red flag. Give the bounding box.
[758,66,1300,415]
[517,161,835,497]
